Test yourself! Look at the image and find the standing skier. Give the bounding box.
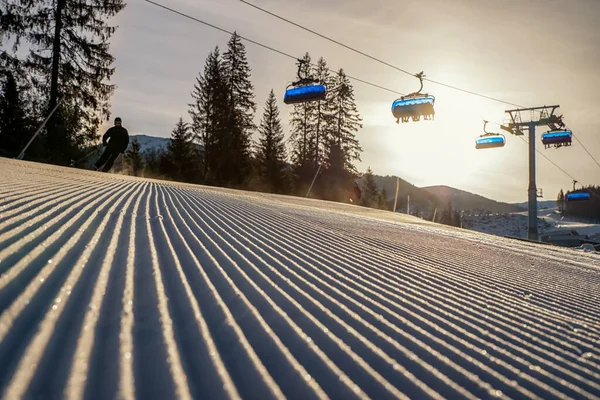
[94,117,129,172]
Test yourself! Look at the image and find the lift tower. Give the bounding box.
[501,105,564,241]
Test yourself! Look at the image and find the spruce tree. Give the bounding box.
[378,187,389,210]
[2,0,126,164]
[321,68,363,201]
[289,53,317,189]
[311,57,333,166]
[256,89,287,193]
[124,137,144,176]
[361,167,379,208]
[328,68,363,173]
[166,118,196,182]
[0,70,29,157]
[189,47,229,183]
[222,32,256,186]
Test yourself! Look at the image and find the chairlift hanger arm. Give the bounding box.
[292,58,319,86]
[482,120,502,136]
[404,71,426,98]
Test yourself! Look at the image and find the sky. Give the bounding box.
[103,0,600,203]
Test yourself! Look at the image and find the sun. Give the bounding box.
[360,97,510,191]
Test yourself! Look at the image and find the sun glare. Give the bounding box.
[360,91,511,191]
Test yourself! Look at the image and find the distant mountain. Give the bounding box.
[367,174,438,210]
[365,175,524,215]
[128,134,170,154]
[422,185,526,213]
[512,200,558,210]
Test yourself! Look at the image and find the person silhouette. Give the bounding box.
[93,117,129,172]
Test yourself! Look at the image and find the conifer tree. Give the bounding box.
[0,70,29,157]
[289,53,317,188]
[189,47,229,183]
[361,167,380,207]
[311,57,333,166]
[378,187,389,210]
[2,0,126,164]
[222,32,256,185]
[320,68,363,200]
[124,137,143,176]
[328,68,363,173]
[166,118,196,182]
[256,89,287,193]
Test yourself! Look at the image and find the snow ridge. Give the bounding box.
[0,158,599,399]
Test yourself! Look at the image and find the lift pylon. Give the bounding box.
[502,105,564,241]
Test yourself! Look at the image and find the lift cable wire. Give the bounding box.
[239,0,600,175]
[488,121,600,197]
[143,0,597,195]
[488,120,576,179]
[239,0,525,108]
[143,0,405,96]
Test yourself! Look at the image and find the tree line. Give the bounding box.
[118,34,389,209]
[0,0,125,163]
[556,186,600,220]
[0,0,390,212]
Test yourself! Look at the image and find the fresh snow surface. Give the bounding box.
[0,158,599,400]
[539,209,600,240]
[463,208,600,243]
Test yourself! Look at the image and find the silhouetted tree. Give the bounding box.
[165,118,196,182]
[289,53,317,191]
[0,70,30,157]
[255,89,287,193]
[564,186,600,220]
[319,69,363,201]
[124,137,143,176]
[222,32,256,186]
[361,167,379,207]
[189,47,229,184]
[327,68,363,173]
[378,187,389,210]
[310,57,334,166]
[3,0,126,164]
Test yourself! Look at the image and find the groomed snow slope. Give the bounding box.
[0,158,599,400]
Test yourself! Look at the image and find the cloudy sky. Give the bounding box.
[103,0,600,203]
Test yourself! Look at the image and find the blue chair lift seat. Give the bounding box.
[541,130,572,147]
[392,96,435,122]
[284,84,327,105]
[476,135,505,149]
[566,191,591,202]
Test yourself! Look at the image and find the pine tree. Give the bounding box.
[328,68,363,173]
[189,47,229,183]
[256,89,287,193]
[222,32,256,186]
[441,200,460,227]
[166,118,196,182]
[311,57,333,166]
[289,53,317,189]
[0,70,29,157]
[124,137,144,176]
[2,0,126,164]
[378,187,389,210]
[320,68,363,201]
[361,167,379,207]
